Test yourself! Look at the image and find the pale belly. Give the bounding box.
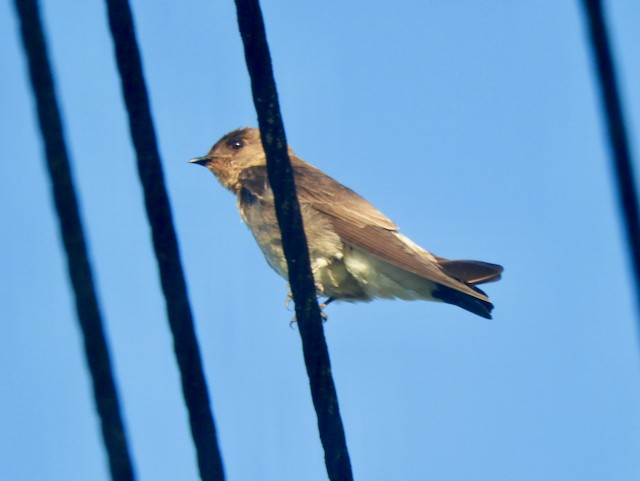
[241,197,437,302]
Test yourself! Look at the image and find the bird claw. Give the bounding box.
[285,290,293,311]
[287,297,334,327]
[318,303,330,321]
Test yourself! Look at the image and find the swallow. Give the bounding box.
[191,128,502,318]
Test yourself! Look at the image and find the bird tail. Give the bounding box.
[432,283,494,319]
[431,258,503,319]
[436,259,503,285]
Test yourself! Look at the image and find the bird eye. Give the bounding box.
[228,138,244,150]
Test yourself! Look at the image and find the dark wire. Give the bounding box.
[233,1,354,480]
[102,1,225,480]
[581,0,640,319]
[13,1,136,480]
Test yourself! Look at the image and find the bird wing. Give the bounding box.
[288,158,399,231]
[238,161,396,229]
[239,163,492,304]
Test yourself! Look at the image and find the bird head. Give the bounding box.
[190,127,267,193]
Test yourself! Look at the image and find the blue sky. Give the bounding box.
[2,1,640,480]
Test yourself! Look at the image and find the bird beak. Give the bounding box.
[189,156,209,166]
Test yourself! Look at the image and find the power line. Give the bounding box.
[233,1,354,480]
[13,0,136,479]
[103,0,225,479]
[581,0,640,320]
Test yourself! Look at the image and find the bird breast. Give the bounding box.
[238,191,371,299]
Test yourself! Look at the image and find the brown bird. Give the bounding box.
[191,128,502,318]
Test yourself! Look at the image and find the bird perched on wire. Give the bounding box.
[190,128,502,319]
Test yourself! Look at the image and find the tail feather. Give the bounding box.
[432,258,502,319]
[437,259,503,285]
[432,283,494,319]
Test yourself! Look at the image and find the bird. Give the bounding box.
[190,128,502,319]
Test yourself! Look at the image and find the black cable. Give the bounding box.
[233,1,354,480]
[13,1,136,480]
[581,0,640,318]
[102,1,225,480]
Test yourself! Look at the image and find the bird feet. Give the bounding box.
[287,296,334,328]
